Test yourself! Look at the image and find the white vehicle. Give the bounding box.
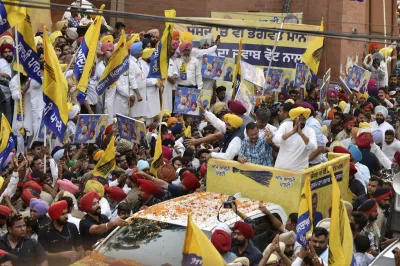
[72,192,287,266]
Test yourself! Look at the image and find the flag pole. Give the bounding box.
[14,25,24,129]
[383,0,387,48]
[43,125,47,173]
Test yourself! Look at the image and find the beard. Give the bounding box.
[369,215,377,222]
[386,140,393,145]
[314,245,328,256]
[90,207,101,216]
[232,239,246,247]
[56,217,68,225]
[285,250,294,257]
[4,55,13,63]
[376,118,385,124]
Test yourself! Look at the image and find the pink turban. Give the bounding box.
[162,145,173,161]
[179,42,192,52]
[101,42,114,53]
[57,179,79,195]
[171,40,179,50]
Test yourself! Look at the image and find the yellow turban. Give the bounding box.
[101,35,114,44]
[357,91,368,100]
[380,46,393,57]
[284,99,295,104]
[161,109,171,118]
[224,114,243,129]
[359,122,371,128]
[93,150,104,161]
[180,32,193,43]
[212,102,227,114]
[289,107,311,120]
[142,48,155,59]
[84,180,105,197]
[338,101,347,112]
[0,36,14,46]
[0,176,4,191]
[126,33,140,49]
[55,20,68,31]
[167,117,178,126]
[181,96,187,102]
[49,31,62,44]
[321,125,327,135]
[34,36,43,47]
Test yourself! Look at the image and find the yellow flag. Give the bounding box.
[180,117,191,137]
[0,114,17,171]
[42,27,69,141]
[182,214,227,266]
[92,136,116,178]
[295,175,313,248]
[232,38,242,98]
[150,112,165,176]
[1,0,26,35]
[301,18,324,74]
[75,4,105,93]
[328,166,355,266]
[97,30,129,95]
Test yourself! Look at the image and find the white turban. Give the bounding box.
[374,105,388,118]
[66,28,79,41]
[53,149,65,163]
[68,104,80,119]
[213,223,232,234]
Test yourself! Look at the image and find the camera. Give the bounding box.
[223,196,236,209]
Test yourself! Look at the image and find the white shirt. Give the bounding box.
[99,197,111,219]
[67,214,81,232]
[0,171,19,202]
[273,121,317,171]
[174,56,203,89]
[382,139,400,160]
[204,110,242,160]
[244,123,277,139]
[355,162,371,186]
[371,142,392,169]
[0,58,12,99]
[370,121,394,140]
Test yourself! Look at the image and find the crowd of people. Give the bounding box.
[0,7,400,266]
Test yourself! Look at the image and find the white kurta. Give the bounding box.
[0,58,12,99]
[129,56,148,118]
[29,79,44,136]
[162,58,179,112]
[382,139,400,161]
[10,76,33,154]
[141,58,160,119]
[174,56,203,89]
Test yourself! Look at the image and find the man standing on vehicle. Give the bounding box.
[79,191,129,250]
[230,221,262,266]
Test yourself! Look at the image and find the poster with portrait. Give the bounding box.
[36,119,52,141]
[173,87,212,115]
[294,63,311,89]
[116,114,147,146]
[201,55,225,80]
[241,60,266,88]
[222,58,235,82]
[235,82,255,116]
[264,67,294,92]
[345,64,370,93]
[74,114,109,144]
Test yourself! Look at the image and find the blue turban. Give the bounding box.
[130,41,143,56]
[348,144,362,162]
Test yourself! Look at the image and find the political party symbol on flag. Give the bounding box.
[97,29,129,96]
[92,136,116,178]
[42,27,69,141]
[182,214,227,266]
[0,114,17,171]
[301,18,324,74]
[296,175,313,248]
[148,9,176,79]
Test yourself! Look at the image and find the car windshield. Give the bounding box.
[98,217,211,265]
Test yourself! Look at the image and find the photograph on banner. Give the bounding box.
[201,55,225,80]
[174,19,319,70]
[345,64,370,93]
[74,114,109,144]
[319,68,331,108]
[210,12,303,24]
[174,87,212,115]
[241,60,265,88]
[235,82,255,116]
[301,153,352,219]
[294,63,312,89]
[222,57,235,82]
[263,67,294,92]
[116,114,147,146]
[37,119,52,141]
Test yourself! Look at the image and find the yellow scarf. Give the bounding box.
[179,57,191,80]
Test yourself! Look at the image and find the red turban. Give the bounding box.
[129,173,144,184]
[356,132,372,149]
[162,146,173,161]
[232,221,254,239]
[338,93,348,102]
[179,42,193,52]
[211,230,232,253]
[80,191,100,213]
[374,187,392,201]
[22,181,42,194]
[21,189,40,205]
[349,162,358,176]
[333,146,352,159]
[105,124,113,135]
[157,163,176,183]
[101,42,114,53]
[362,102,374,112]
[200,163,207,176]
[0,206,11,219]
[153,186,165,199]
[227,100,247,116]
[104,185,127,202]
[182,172,200,191]
[137,179,157,195]
[394,151,400,165]
[358,199,377,215]
[368,42,380,54]
[172,31,180,41]
[0,43,13,54]
[48,200,68,220]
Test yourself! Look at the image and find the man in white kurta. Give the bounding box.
[129,42,148,118]
[174,42,203,90]
[273,107,317,171]
[141,48,161,121]
[0,42,14,123]
[162,40,179,112]
[382,130,400,161]
[370,105,394,140]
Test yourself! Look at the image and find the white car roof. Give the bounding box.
[133,192,287,231]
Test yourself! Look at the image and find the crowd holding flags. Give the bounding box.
[42,26,69,141]
[296,175,313,248]
[96,30,129,96]
[147,9,176,79]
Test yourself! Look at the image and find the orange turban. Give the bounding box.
[368,42,380,54]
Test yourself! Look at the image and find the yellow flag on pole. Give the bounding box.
[92,136,116,178]
[150,112,165,176]
[232,38,242,98]
[295,175,313,248]
[301,18,324,74]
